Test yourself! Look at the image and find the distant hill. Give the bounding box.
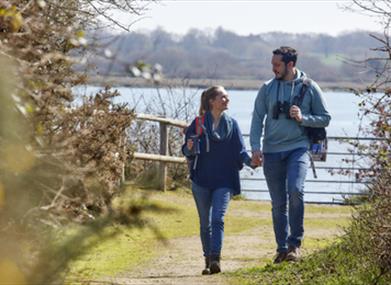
[83,28,380,85]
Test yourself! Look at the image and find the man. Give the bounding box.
[250,46,331,263]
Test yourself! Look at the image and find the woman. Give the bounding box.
[182,86,255,275]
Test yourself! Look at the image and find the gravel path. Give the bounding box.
[108,225,271,285]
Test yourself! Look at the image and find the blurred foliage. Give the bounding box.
[0,0,166,284]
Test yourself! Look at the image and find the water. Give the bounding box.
[75,86,371,203]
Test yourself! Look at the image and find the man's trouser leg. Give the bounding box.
[287,147,309,248]
[263,152,288,253]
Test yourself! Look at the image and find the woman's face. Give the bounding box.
[210,89,229,112]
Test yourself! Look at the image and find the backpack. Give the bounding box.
[186,115,205,172]
[293,79,328,163]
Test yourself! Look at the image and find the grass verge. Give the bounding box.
[229,203,390,285]
[229,240,389,285]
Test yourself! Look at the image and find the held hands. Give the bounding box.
[289,105,303,123]
[251,150,263,168]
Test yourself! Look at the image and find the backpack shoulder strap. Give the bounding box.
[195,115,205,135]
[295,78,312,106]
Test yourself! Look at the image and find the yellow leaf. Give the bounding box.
[10,11,23,32]
[25,103,34,114]
[76,30,85,38]
[36,122,44,135]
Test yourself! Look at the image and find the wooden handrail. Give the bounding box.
[133,152,186,163]
[136,113,188,128]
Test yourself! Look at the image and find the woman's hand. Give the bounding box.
[187,139,193,150]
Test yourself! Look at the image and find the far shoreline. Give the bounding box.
[86,75,370,92]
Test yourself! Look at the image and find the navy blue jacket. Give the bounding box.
[182,112,251,196]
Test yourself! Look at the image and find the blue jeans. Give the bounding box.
[191,182,231,257]
[263,147,309,253]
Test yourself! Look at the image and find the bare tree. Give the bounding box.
[336,0,391,278]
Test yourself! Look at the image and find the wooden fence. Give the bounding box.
[133,113,187,191]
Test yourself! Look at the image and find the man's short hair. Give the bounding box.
[273,46,298,66]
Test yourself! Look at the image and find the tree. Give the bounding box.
[340,0,391,278]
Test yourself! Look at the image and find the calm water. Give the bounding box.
[76,86,371,203]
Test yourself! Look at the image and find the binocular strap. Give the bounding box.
[193,155,199,170]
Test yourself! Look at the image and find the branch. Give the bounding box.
[85,0,131,32]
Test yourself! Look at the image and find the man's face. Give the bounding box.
[271,54,287,80]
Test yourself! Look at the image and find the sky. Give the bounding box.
[115,0,382,36]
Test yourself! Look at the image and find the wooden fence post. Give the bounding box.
[159,122,169,191]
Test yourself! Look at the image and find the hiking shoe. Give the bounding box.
[202,257,210,275]
[209,255,221,274]
[285,246,301,262]
[273,252,287,264]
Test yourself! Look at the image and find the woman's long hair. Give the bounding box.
[199,86,224,116]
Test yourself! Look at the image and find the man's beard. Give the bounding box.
[275,66,287,80]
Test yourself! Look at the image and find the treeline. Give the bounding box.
[90,27,380,83]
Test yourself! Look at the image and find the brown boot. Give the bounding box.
[209,255,221,274]
[285,246,301,262]
[201,256,210,275]
[273,251,288,264]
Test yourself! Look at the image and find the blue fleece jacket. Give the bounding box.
[250,70,331,153]
[182,111,251,196]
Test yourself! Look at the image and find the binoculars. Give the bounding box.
[272,101,291,120]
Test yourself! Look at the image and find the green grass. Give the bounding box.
[304,217,350,229]
[67,226,156,279]
[228,202,391,285]
[229,240,390,285]
[305,204,353,215]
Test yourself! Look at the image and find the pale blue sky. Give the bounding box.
[116,0,382,35]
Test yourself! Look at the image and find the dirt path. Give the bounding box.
[107,225,269,285]
[104,220,345,285]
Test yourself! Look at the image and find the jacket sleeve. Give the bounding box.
[182,119,196,158]
[300,82,331,128]
[250,85,267,152]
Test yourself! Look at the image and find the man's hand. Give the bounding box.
[251,150,263,167]
[289,105,303,122]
